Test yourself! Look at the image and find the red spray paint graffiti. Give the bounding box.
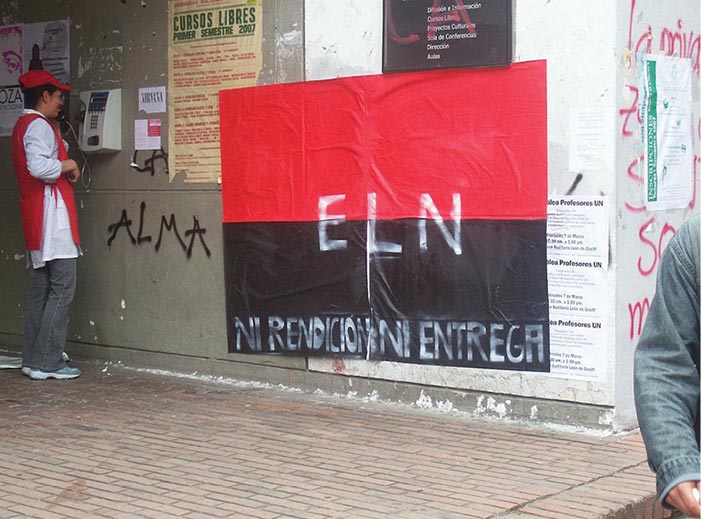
[636,218,676,278]
[618,85,640,137]
[621,0,698,339]
[628,297,650,339]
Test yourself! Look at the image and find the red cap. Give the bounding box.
[19,70,70,91]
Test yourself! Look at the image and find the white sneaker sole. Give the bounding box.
[28,369,80,380]
[21,367,30,376]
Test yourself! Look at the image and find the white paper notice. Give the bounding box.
[22,20,70,85]
[641,55,694,211]
[547,196,609,381]
[134,119,161,150]
[569,109,614,174]
[0,24,23,137]
[138,86,166,113]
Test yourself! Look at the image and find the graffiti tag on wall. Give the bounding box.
[621,0,700,339]
[107,201,211,258]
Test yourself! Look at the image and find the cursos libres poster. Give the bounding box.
[168,0,263,183]
[220,61,549,371]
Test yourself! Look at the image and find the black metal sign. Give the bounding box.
[383,0,512,73]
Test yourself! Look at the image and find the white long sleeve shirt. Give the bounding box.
[22,109,80,269]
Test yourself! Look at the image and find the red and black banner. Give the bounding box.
[220,61,549,371]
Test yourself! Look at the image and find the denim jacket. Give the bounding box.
[634,214,701,507]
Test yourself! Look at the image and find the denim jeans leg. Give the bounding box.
[25,258,77,371]
[22,263,50,367]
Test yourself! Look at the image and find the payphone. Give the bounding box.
[78,89,121,153]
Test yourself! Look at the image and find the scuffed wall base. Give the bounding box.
[1,333,618,431]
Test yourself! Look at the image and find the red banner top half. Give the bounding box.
[220,60,547,223]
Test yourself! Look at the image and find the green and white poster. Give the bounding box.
[641,54,694,211]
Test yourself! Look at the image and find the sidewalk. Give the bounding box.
[0,360,675,519]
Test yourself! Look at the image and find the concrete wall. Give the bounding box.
[1,0,698,430]
[0,0,305,368]
[303,0,622,426]
[614,0,700,427]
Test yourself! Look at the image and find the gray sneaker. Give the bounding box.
[21,366,30,376]
[29,366,81,380]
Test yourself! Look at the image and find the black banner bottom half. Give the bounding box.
[223,219,549,372]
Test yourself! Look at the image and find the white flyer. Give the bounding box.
[134,118,161,150]
[138,86,166,113]
[22,20,70,85]
[569,109,614,174]
[547,196,609,381]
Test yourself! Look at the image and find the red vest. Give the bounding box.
[12,113,80,250]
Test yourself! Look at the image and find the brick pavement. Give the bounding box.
[0,361,677,519]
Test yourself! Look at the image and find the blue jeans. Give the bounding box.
[22,257,76,372]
